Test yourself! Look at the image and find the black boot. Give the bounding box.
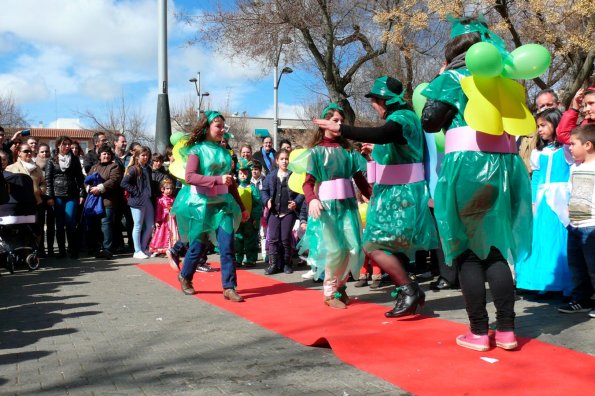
[283,256,293,274]
[265,255,282,275]
[385,282,425,318]
[66,230,79,259]
[56,229,67,258]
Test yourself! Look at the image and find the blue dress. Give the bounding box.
[515,145,573,295]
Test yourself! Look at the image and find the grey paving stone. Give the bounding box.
[1,253,592,396]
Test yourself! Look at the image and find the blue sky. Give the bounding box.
[0,0,309,130]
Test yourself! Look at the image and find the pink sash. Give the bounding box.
[445,126,517,154]
[191,185,229,197]
[366,162,425,185]
[318,179,355,201]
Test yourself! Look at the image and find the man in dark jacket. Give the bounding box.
[252,136,277,176]
[83,132,109,174]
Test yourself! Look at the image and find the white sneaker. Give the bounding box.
[301,269,316,280]
[133,251,149,259]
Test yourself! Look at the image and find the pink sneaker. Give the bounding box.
[456,333,490,351]
[495,331,518,350]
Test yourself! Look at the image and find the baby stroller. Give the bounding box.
[0,171,40,274]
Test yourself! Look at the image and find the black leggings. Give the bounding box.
[457,248,515,335]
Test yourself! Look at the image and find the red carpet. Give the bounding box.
[138,263,595,395]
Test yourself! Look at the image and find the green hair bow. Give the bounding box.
[321,103,344,118]
[204,110,223,124]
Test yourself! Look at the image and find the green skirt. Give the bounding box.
[364,181,439,260]
[171,185,241,244]
[299,197,364,281]
[434,151,532,265]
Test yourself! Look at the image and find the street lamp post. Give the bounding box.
[273,40,293,150]
[189,72,210,114]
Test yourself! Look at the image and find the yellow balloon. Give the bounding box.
[288,173,306,194]
[358,202,368,228]
[289,148,306,163]
[168,136,189,180]
[287,148,308,194]
[461,75,535,136]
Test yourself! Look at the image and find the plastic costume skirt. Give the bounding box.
[434,151,532,265]
[364,180,438,258]
[170,141,241,244]
[289,146,366,281]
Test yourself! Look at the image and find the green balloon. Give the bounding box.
[502,44,551,80]
[170,132,186,146]
[412,82,429,118]
[465,42,503,77]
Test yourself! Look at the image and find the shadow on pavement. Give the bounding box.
[0,256,120,385]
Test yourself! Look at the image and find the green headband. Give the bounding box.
[204,110,223,124]
[448,15,506,53]
[321,103,344,118]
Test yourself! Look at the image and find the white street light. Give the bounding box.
[189,72,210,114]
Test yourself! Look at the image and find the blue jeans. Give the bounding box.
[180,228,237,289]
[54,197,78,233]
[130,204,154,253]
[101,207,114,252]
[567,225,595,303]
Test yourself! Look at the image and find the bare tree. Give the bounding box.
[0,93,28,128]
[179,0,401,124]
[77,95,152,148]
[377,1,595,107]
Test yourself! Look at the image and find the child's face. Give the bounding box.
[207,118,226,142]
[252,167,261,179]
[162,186,173,196]
[276,153,289,170]
[139,152,150,166]
[536,117,555,143]
[324,111,344,139]
[584,93,595,121]
[238,169,249,182]
[569,136,589,162]
[152,159,163,170]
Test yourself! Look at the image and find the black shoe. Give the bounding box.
[95,250,113,260]
[265,264,282,275]
[430,277,455,291]
[56,251,67,259]
[385,282,425,318]
[283,265,293,274]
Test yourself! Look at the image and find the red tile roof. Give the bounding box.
[4,128,97,139]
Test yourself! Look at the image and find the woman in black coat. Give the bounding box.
[45,136,85,258]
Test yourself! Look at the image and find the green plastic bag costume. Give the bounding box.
[364,110,439,258]
[289,145,367,281]
[171,141,242,244]
[422,70,532,265]
[235,159,263,264]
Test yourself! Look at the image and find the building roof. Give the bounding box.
[3,128,99,139]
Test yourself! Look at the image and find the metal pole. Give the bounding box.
[155,0,171,155]
[273,64,279,150]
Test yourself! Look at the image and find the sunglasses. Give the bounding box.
[21,149,32,154]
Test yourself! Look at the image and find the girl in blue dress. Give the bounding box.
[515,108,574,296]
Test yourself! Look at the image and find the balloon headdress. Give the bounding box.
[365,76,406,106]
[452,16,551,136]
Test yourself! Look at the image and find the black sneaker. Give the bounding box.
[196,263,216,272]
[558,301,591,313]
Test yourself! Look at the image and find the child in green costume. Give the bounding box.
[421,18,533,351]
[234,157,263,268]
[291,104,372,309]
[172,111,249,302]
[313,79,439,317]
